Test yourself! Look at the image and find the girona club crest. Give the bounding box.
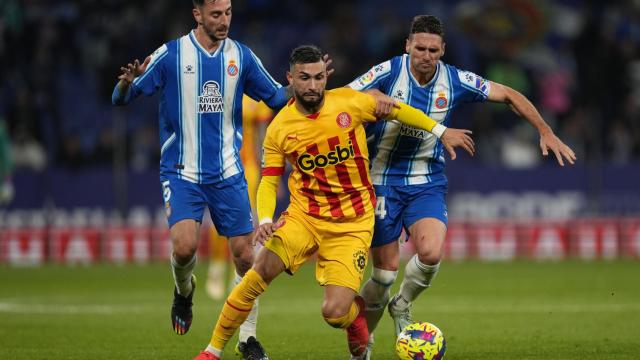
[336,112,352,128]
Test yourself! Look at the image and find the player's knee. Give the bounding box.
[321,300,351,327]
[414,237,443,265]
[171,237,198,263]
[415,247,442,266]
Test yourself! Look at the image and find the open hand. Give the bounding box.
[441,128,474,160]
[118,56,151,84]
[540,131,576,166]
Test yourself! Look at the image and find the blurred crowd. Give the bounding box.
[1,0,640,179]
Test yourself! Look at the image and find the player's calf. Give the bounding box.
[360,268,398,333]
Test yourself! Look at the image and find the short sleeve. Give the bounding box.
[351,90,379,124]
[261,122,286,176]
[347,60,392,91]
[131,44,169,96]
[242,46,287,109]
[454,68,491,103]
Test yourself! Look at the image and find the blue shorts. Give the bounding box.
[159,173,253,237]
[372,182,448,247]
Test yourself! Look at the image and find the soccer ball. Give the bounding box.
[395,322,446,360]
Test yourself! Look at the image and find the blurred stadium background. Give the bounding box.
[1,1,640,359]
[1,0,639,263]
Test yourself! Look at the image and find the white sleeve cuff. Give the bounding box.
[432,123,447,138]
[259,217,273,225]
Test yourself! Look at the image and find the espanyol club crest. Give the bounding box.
[435,93,448,109]
[227,60,239,76]
[336,112,352,128]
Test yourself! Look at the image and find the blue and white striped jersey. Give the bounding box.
[348,54,490,186]
[113,31,287,184]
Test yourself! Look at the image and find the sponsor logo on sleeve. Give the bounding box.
[358,70,375,86]
[475,78,487,92]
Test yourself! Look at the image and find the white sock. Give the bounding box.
[171,254,196,296]
[234,272,259,342]
[205,344,222,357]
[396,255,440,310]
[360,268,397,333]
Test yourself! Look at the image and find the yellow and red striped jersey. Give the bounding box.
[240,95,273,167]
[261,88,378,219]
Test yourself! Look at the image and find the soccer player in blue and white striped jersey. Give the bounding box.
[347,15,576,359]
[112,0,285,357]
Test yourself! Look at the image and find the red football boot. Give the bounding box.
[346,296,370,357]
[193,351,220,360]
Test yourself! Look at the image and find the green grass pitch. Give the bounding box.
[1,260,639,359]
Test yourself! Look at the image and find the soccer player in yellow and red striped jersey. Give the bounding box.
[193,45,474,360]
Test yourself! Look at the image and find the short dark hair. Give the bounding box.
[289,45,324,67]
[410,15,444,38]
[192,0,215,7]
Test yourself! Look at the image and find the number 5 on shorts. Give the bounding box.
[375,196,387,219]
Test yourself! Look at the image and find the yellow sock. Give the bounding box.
[325,301,359,329]
[210,269,268,349]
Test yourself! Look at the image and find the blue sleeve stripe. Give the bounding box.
[368,72,392,89]
[132,51,168,86]
[459,82,486,96]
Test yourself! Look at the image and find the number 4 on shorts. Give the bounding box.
[375,196,387,219]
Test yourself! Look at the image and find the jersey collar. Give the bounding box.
[189,30,225,58]
[406,55,440,88]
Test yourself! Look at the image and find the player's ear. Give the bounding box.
[405,37,411,54]
[441,42,446,57]
[193,7,202,25]
[286,71,293,85]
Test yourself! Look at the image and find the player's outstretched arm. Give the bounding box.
[488,82,576,166]
[388,102,475,160]
[253,175,283,245]
[112,56,151,105]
